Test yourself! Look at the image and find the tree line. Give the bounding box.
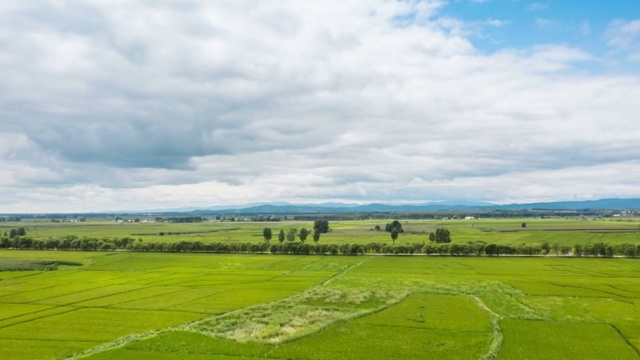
[2,234,640,258]
[3,227,27,238]
[377,221,451,244]
[262,220,330,244]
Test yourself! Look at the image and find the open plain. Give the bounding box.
[3,217,640,247]
[0,244,639,359]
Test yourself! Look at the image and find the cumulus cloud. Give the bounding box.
[1,0,640,212]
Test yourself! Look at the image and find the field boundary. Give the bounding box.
[320,258,369,286]
[472,296,504,360]
[4,247,640,259]
[610,324,640,357]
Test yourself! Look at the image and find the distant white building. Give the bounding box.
[465,216,475,220]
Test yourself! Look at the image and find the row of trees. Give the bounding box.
[264,221,450,245]
[2,233,640,258]
[4,227,27,238]
[167,217,204,223]
[262,220,331,244]
[378,222,452,244]
[263,227,321,243]
[0,235,140,251]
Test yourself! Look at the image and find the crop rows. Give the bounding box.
[0,251,639,359]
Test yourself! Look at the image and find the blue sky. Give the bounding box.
[1,1,640,212]
[443,0,639,68]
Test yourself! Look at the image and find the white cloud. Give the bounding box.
[1,1,640,212]
[534,18,556,28]
[527,3,550,12]
[627,52,640,62]
[484,19,509,27]
[579,20,592,36]
[606,19,640,50]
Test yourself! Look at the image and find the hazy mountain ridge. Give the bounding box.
[4,199,639,216]
[188,198,640,214]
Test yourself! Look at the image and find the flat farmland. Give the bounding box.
[0,250,639,359]
[3,217,640,247]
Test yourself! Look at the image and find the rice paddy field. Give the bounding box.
[3,217,640,246]
[0,250,639,359]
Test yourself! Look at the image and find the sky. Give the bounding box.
[1,0,640,213]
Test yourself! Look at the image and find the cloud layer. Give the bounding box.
[1,0,640,212]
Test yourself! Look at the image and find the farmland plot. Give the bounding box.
[0,251,639,359]
[7,217,640,247]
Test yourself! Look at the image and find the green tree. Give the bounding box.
[434,228,451,243]
[391,230,399,244]
[286,228,297,241]
[299,228,309,242]
[521,222,527,228]
[313,230,321,244]
[605,245,614,258]
[278,229,285,243]
[485,244,498,256]
[314,220,330,234]
[428,232,435,242]
[385,220,404,233]
[541,242,550,255]
[263,227,272,242]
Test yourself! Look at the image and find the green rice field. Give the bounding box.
[3,217,640,246]
[0,250,639,359]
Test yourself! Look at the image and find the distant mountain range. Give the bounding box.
[5,198,639,216]
[486,198,640,211]
[181,198,640,214]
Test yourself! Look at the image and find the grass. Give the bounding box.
[479,295,543,320]
[0,303,55,321]
[357,294,491,331]
[87,331,271,359]
[269,322,491,360]
[498,320,639,360]
[0,339,103,360]
[185,285,407,344]
[0,308,202,342]
[0,257,82,271]
[0,251,638,359]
